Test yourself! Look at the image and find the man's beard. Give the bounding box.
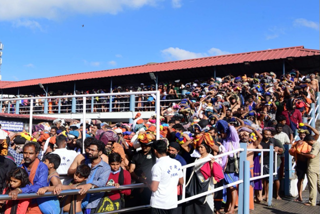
[168,153,177,159]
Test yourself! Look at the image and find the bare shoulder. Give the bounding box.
[75,154,85,164]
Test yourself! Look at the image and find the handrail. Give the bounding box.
[0,183,147,200]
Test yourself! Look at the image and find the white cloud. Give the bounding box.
[162,47,230,61]
[208,48,231,56]
[13,19,42,30]
[294,18,319,30]
[266,26,285,40]
[115,54,122,58]
[90,61,101,66]
[0,0,160,21]
[24,63,34,67]
[108,60,117,66]
[172,0,182,8]
[162,47,205,60]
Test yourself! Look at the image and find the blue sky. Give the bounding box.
[0,0,319,81]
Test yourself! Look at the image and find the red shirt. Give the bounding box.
[106,169,131,201]
[282,109,302,127]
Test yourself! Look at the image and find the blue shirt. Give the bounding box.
[20,160,48,193]
[86,159,111,209]
[175,154,187,166]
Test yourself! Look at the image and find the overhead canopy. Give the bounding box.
[1,46,319,94]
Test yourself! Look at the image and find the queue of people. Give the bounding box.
[0,70,319,214]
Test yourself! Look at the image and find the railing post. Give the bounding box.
[29,99,33,135]
[72,83,76,113]
[311,103,315,127]
[109,78,113,112]
[284,144,292,196]
[44,97,48,114]
[7,101,10,114]
[91,96,94,113]
[303,117,308,125]
[214,67,217,79]
[156,91,160,140]
[317,92,320,120]
[15,100,20,114]
[268,144,274,206]
[82,96,86,152]
[129,95,135,124]
[58,98,61,114]
[238,143,247,214]
[243,160,250,214]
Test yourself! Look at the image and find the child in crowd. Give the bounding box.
[95,153,131,212]
[37,154,62,214]
[54,164,91,214]
[0,168,30,214]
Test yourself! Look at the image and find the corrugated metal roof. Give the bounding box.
[1,46,319,89]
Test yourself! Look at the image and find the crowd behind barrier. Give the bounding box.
[0,70,319,214]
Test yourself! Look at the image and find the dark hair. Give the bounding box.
[51,126,58,132]
[277,115,286,122]
[56,135,67,147]
[84,137,94,149]
[7,168,30,189]
[276,123,284,129]
[44,154,61,169]
[262,129,272,135]
[23,142,41,154]
[88,139,105,152]
[109,153,122,164]
[197,142,211,153]
[304,134,314,142]
[75,165,91,178]
[153,140,167,154]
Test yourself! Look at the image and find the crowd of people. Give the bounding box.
[0,70,319,214]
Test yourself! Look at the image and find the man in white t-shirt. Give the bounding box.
[149,140,184,214]
[52,135,78,184]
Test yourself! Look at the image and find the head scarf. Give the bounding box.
[112,143,126,161]
[193,133,214,149]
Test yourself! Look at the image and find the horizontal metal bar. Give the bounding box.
[178,180,243,204]
[247,149,275,152]
[0,183,146,200]
[181,148,244,170]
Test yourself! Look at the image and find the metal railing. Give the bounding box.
[0,145,277,214]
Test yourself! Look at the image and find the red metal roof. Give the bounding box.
[1,46,319,89]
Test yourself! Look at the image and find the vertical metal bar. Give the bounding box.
[214,67,217,79]
[302,117,308,124]
[284,144,292,196]
[311,103,316,127]
[7,101,10,114]
[15,88,20,114]
[109,78,113,112]
[268,144,274,206]
[0,93,2,113]
[58,98,61,114]
[181,168,187,201]
[44,87,48,114]
[238,143,247,214]
[129,95,135,124]
[91,96,94,113]
[243,160,250,214]
[156,91,160,140]
[72,83,76,113]
[29,99,34,135]
[82,97,86,154]
[155,74,158,91]
[317,92,320,120]
[282,60,285,75]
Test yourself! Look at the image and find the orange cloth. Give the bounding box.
[26,203,42,214]
[289,141,312,160]
[249,165,254,210]
[112,143,126,161]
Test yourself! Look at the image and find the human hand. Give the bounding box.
[37,187,48,195]
[76,183,93,195]
[9,189,20,200]
[114,183,120,188]
[53,184,63,195]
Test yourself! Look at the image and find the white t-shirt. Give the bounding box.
[150,156,183,209]
[274,132,290,145]
[52,148,78,175]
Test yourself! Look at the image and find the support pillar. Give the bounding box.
[109,78,113,112]
[15,88,20,114]
[268,144,274,206]
[284,144,292,196]
[44,86,48,114]
[311,103,315,127]
[282,60,285,75]
[129,95,135,124]
[238,143,247,214]
[72,83,76,113]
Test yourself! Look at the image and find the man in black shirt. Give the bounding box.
[260,129,284,201]
[129,141,156,213]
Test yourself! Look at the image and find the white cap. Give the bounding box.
[0,130,8,139]
[115,128,122,134]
